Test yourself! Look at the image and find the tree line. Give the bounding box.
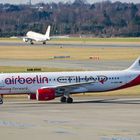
[0,0,140,37]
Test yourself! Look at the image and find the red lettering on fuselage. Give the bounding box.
[5,75,48,85]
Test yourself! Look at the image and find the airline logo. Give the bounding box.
[57,75,108,84]
[5,75,48,85]
[98,76,108,84]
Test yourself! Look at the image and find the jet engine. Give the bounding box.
[36,88,55,101]
[23,38,29,42]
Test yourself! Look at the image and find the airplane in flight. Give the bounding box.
[0,57,140,104]
[23,25,51,44]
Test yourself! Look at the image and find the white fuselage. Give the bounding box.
[23,25,51,43]
[0,70,139,95]
[26,31,47,42]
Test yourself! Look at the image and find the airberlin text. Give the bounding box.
[5,75,48,85]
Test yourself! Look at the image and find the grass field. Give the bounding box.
[0,46,139,61]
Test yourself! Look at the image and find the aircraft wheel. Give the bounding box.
[60,96,66,103]
[66,97,73,103]
[0,98,3,104]
[43,42,46,44]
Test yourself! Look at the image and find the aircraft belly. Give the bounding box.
[81,81,126,92]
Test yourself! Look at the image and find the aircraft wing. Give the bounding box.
[40,81,96,95]
[47,81,96,88]
[10,36,33,43]
[23,37,35,42]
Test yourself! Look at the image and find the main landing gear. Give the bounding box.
[0,95,3,105]
[30,41,34,45]
[60,96,73,103]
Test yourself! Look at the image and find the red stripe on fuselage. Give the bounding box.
[113,75,140,90]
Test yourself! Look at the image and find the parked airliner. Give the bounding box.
[23,25,51,44]
[0,57,140,104]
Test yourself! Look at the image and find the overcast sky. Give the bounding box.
[0,0,140,4]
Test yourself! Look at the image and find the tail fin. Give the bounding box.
[45,25,51,40]
[128,56,140,71]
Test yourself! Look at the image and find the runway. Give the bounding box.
[0,96,140,140]
[0,40,140,48]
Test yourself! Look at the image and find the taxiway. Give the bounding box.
[0,96,140,140]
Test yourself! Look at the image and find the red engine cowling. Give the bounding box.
[28,94,36,100]
[36,88,55,101]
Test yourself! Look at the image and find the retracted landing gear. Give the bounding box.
[60,96,73,103]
